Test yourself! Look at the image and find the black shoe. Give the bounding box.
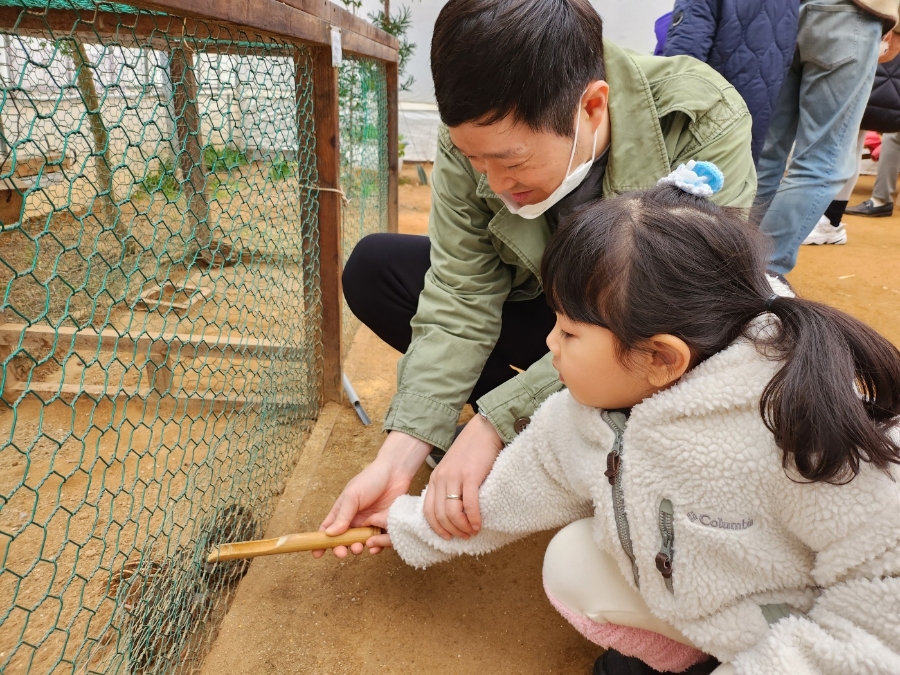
[593,650,720,675]
[424,424,465,469]
[424,448,445,469]
[845,199,893,217]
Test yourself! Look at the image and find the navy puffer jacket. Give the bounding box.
[861,55,900,133]
[664,0,799,164]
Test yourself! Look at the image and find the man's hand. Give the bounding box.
[423,414,504,540]
[880,32,900,63]
[313,430,431,558]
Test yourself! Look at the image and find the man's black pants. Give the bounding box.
[342,233,556,407]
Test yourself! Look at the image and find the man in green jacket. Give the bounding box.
[316,0,755,556]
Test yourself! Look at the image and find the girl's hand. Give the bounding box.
[423,414,504,540]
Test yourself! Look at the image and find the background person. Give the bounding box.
[753,0,900,275]
[662,0,799,164]
[846,51,900,217]
[315,0,756,559]
[802,50,900,243]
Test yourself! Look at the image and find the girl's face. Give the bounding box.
[545,314,689,410]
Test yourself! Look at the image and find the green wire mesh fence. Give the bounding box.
[338,54,388,357]
[0,1,390,674]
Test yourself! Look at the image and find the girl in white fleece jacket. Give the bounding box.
[381,165,900,675]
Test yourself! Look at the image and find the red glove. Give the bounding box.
[865,131,882,161]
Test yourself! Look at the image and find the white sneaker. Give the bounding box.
[802,216,847,245]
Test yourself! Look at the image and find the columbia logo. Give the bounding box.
[686,511,754,530]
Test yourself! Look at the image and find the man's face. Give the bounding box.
[446,82,609,206]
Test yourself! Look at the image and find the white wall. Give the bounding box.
[356,0,676,105]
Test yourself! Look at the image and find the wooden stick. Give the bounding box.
[206,527,382,563]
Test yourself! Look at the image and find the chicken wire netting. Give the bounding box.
[0,0,368,673]
[338,54,388,356]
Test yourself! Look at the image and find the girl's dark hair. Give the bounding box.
[541,185,900,484]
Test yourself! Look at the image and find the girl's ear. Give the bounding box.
[645,334,692,388]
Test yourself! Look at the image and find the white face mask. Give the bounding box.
[499,102,599,220]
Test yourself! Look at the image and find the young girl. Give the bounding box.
[381,164,900,675]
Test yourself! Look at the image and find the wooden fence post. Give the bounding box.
[0,314,18,401]
[169,43,210,248]
[312,46,343,403]
[386,60,398,234]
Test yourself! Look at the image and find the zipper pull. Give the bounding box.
[604,451,619,485]
[655,551,672,578]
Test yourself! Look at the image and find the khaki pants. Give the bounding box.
[542,519,734,674]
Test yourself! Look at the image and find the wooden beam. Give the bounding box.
[280,0,398,48]
[386,60,398,234]
[0,9,297,56]
[311,45,342,403]
[0,314,19,400]
[0,0,398,62]
[0,324,303,360]
[169,43,210,247]
[128,0,396,61]
[4,381,260,413]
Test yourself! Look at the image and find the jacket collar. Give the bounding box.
[476,172,550,281]
[601,40,672,196]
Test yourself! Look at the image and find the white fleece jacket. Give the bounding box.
[388,322,900,675]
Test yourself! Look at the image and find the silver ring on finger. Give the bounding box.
[445,493,462,500]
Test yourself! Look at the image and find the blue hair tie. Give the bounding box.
[658,160,724,197]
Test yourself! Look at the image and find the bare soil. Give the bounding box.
[200,326,597,675]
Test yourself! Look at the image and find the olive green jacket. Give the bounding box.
[382,40,756,450]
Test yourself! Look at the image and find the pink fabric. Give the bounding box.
[545,587,709,673]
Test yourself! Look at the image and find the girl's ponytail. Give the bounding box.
[760,296,900,483]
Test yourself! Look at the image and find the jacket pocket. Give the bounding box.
[655,498,675,593]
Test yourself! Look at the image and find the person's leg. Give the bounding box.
[872,131,900,206]
[804,129,865,244]
[753,50,801,213]
[759,0,881,274]
[343,233,555,409]
[832,129,867,206]
[342,232,432,354]
[543,519,714,673]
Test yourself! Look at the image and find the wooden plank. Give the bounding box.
[0,314,19,400]
[169,43,211,246]
[386,60,399,234]
[126,0,397,61]
[311,45,343,403]
[0,1,397,62]
[340,29,397,64]
[4,381,259,413]
[280,0,398,49]
[1,154,70,179]
[0,8,299,56]
[0,324,303,360]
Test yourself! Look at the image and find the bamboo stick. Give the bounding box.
[206,526,382,563]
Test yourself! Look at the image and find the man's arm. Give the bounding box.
[382,128,512,451]
[388,391,594,567]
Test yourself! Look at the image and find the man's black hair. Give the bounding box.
[431,0,605,137]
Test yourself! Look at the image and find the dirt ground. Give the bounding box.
[199,167,900,675]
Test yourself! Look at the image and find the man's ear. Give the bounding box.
[583,80,609,128]
[645,334,692,388]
